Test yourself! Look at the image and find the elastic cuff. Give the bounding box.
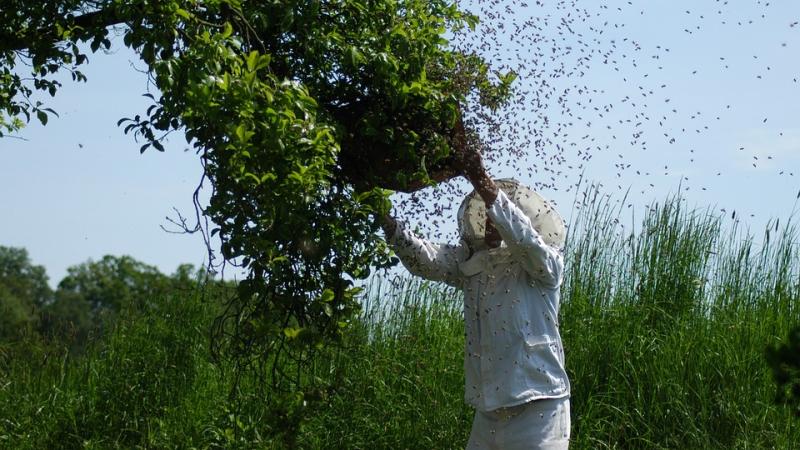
[387,219,407,245]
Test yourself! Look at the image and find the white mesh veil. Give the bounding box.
[457,179,566,252]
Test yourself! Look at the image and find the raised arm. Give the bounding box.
[485,191,564,286]
[381,214,466,287]
[453,140,499,207]
[452,145,563,286]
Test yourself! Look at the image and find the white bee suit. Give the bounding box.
[388,186,570,449]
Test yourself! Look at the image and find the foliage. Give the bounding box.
[2,193,799,448]
[0,0,514,403]
[45,291,213,449]
[38,292,95,352]
[299,277,471,449]
[0,246,212,354]
[0,284,39,343]
[44,256,211,351]
[54,255,172,313]
[766,326,800,417]
[71,293,206,447]
[0,246,51,342]
[562,187,800,447]
[0,246,52,308]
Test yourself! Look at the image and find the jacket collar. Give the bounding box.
[459,245,513,277]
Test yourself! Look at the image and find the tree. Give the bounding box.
[0,246,52,308]
[0,284,39,342]
[42,255,170,347]
[0,0,511,403]
[39,292,93,349]
[0,246,51,341]
[39,256,221,353]
[55,255,171,313]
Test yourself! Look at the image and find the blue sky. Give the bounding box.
[1,1,799,286]
[0,52,210,285]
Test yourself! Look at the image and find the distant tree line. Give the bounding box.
[0,245,228,355]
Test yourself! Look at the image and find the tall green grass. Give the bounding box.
[0,289,225,449]
[299,277,471,449]
[563,191,799,448]
[1,191,798,449]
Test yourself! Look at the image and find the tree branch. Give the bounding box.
[1,7,127,53]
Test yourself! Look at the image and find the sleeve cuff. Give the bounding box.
[387,219,408,245]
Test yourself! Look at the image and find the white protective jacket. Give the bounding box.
[389,189,570,412]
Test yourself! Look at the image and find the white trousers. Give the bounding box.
[466,397,570,450]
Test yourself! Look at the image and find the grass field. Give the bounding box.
[1,192,798,449]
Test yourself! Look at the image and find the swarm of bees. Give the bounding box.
[393,0,799,241]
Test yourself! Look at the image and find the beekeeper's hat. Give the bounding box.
[457,178,566,251]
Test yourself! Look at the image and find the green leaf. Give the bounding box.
[347,286,365,297]
[246,51,260,72]
[221,22,233,38]
[235,124,253,143]
[283,327,303,339]
[175,8,191,20]
[347,46,364,68]
[270,256,288,265]
[320,289,335,303]
[36,110,47,126]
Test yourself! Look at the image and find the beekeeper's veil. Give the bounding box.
[457,178,566,252]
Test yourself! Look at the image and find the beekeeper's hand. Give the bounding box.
[380,213,398,238]
[452,144,498,206]
[450,128,483,179]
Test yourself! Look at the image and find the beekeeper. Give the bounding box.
[382,149,570,449]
